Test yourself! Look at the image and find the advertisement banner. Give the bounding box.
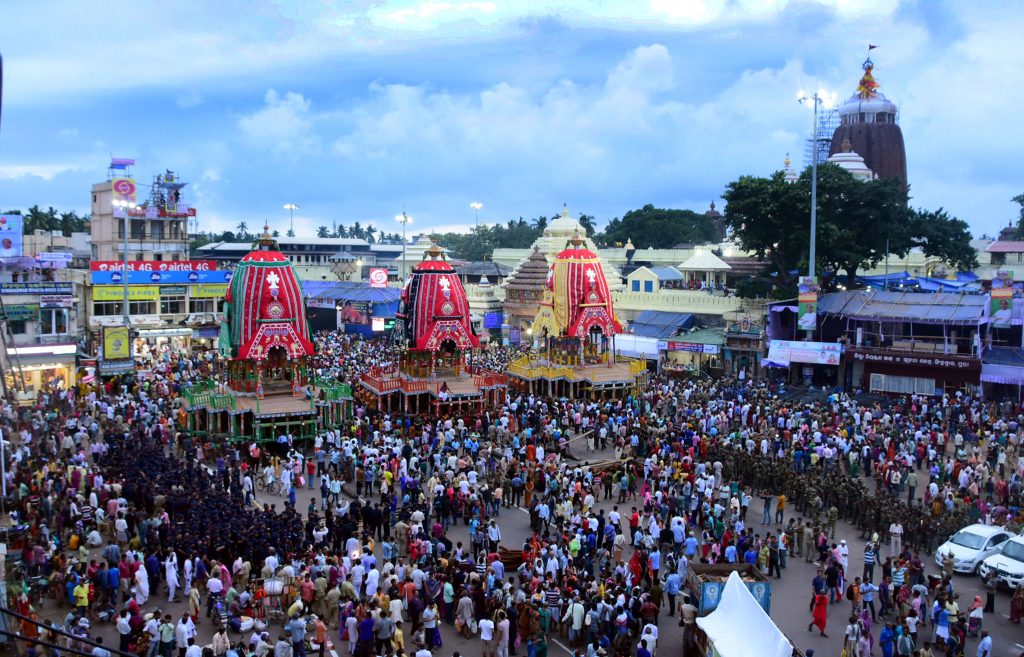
[665,341,720,354]
[90,270,233,285]
[41,295,74,308]
[0,214,24,258]
[93,285,159,302]
[36,252,72,263]
[103,326,132,360]
[112,177,137,203]
[368,268,389,288]
[159,286,188,296]
[90,260,217,272]
[339,300,370,325]
[767,339,841,366]
[797,276,818,331]
[991,270,1014,328]
[191,284,228,298]
[0,282,73,295]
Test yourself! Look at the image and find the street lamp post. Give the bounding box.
[470,201,483,229]
[395,212,413,278]
[112,199,138,328]
[283,204,299,237]
[797,90,836,279]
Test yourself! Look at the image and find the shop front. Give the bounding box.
[3,346,78,400]
[845,347,981,396]
[134,327,193,359]
[661,330,724,377]
[723,317,765,379]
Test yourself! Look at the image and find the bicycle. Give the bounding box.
[255,474,280,496]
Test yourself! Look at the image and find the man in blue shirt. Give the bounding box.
[724,541,738,563]
[664,572,681,616]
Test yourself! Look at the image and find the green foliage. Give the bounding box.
[431,218,545,261]
[1013,193,1024,236]
[597,204,714,248]
[723,163,976,290]
[18,205,88,236]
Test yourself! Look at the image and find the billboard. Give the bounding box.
[90,260,217,272]
[103,326,132,360]
[767,339,841,366]
[112,177,137,203]
[368,268,389,288]
[0,282,73,295]
[0,214,23,258]
[191,284,228,298]
[991,270,1014,328]
[339,300,370,324]
[797,276,818,332]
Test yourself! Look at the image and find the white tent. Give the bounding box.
[695,571,792,657]
[613,334,660,359]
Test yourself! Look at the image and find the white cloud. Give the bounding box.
[237,90,320,155]
[177,90,204,109]
[0,164,82,181]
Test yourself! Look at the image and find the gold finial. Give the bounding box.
[784,153,791,168]
[424,241,444,260]
[568,229,585,248]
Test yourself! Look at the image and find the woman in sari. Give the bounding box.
[1010,584,1024,624]
[858,607,874,657]
[967,595,983,636]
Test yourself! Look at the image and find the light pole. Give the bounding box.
[113,198,138,328]
[395,212,413,278]
[797,89,836,278]
[283,204,299,237]
[470,201,483,229]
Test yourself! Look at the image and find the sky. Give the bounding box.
[0,0,1021,240]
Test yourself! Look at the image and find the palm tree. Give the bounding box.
[531,215,549,232]
[351,221,364,240]
[236,221,248,238]
[271,230,280,238]
[335,224,348,238]
[578,213,597,237]
[365,225,377,243]
[286,228,295,238]
[316,226,330,238]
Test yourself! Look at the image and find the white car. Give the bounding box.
[979,535,1024,589]
[934,524,1012,574]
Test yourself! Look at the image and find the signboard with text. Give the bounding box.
[90,270,232,285]
[0,282,73,295]
[797,276,818,332]
[93,285,159,302]
[847,348,980,373]
[991,270,1014,328]
[665,341,720,354]
[368,268,389,288]
[90,260,217,272]
[767,339,841,366]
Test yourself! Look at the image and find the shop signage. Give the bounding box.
[2,304,39,320]
[91,270,232,285]
[191,284,228,298]
[36,252,73,263]
[160,285,188,296]
[664,341,720,354]
[93,285,159,302]
[90,260,217,272]
[848,348,980,371]
[41,295,74,308]
[99,359,135,375]
[368,268,389,288]
[767,340,842,366]
[0,280,73,292]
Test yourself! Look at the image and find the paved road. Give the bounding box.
[28,444,1024,657]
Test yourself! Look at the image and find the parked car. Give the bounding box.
[934,524,1012,574]
[979,535,1024,589]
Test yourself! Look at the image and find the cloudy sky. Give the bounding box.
[0,1,1020,239]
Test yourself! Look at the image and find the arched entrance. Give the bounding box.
[584,326,604,364]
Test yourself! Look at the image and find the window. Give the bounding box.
[160,295,186,315]
[40,309,69,335]
[189,298,223,314]
[6,320,26,335]
[152,222,165,240]
[644,280,654,293]
[94,301,123,316]
[631,281,640,292]
[154,253,163,261]
[129,301,156,316]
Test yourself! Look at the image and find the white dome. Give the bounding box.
[544,205,586,237]
[828,151,874,181]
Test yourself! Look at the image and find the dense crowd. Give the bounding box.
[1,332,1022,657]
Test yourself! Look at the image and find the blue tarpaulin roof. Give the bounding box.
[818,290,987,325]
[301,280,401,303]
[630,310,694,338]
[648,266,684,281]
[857,272,980,292]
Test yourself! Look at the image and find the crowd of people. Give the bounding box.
[1,331,1022,657]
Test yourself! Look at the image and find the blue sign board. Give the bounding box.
[483,312,503,329]
[91,270,233,285]
[0,282,74,295]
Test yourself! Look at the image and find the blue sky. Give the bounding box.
[0,1,1021,239]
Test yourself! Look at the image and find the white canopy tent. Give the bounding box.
[695,571,792,657]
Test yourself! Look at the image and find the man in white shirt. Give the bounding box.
[479,616,496,657]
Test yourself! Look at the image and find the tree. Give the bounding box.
[335,224,348,238]
[286,228,295,238]
[724,163,976,290]
[578,213,597,237]
[316,226,330,238]
[531,215,549,232]
[236,221,248,238]
[365,225,377,244]
[350,222,364,240]
[597,204,715,248]
[271,230,280,238]
[1014,193,1024,235]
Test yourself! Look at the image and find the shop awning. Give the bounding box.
[982,347,1024,385]
[629,310,693,338]
[818,290,987,325]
